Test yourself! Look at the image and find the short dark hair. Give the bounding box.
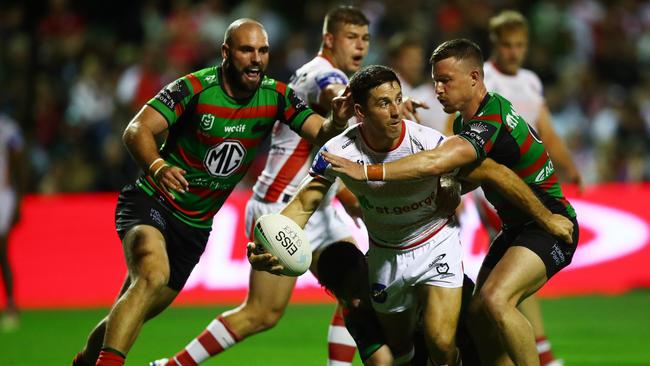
[317,242,365,295]
[323,5,369,34]
[430,38,484,73]
[349,65,401,107]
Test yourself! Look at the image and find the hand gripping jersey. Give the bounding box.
[311,120,451,248]
[483,61,544,130]
[142,66,314,228]
[453,92,576,227]
[253,56,348,203]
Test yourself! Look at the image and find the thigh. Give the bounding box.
[417,285,462,338]
[122,224,170,282]
[375,308,418,358]
[116,185,209,291]
[481,245,548,305]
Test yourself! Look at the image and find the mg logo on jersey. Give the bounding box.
[204,140,246,177]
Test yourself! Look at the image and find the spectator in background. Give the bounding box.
[387,33,450,132]
[0,112,25,333]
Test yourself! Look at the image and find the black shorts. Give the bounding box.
[115,184,211,291]
[483,217,580,279]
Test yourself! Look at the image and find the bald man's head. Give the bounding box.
[221,18,270,98]
[224,18,267,47]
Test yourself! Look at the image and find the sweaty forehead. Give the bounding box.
[369,81,401,99]
[335,23,369,36]
[433,57,470,76]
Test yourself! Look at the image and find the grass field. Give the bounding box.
[2,291,649,366]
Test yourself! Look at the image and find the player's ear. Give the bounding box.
[470,68,480,86]
[354,103,364,120]
[221,43,230,60]
[323,33,334,49]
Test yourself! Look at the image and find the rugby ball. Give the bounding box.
[253,214,312,276]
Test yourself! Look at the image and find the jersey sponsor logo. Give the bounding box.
[410,136,424,151]
[287,88,308,112]
[469,122,489,134]
[341,136,356,149]
[155,79,190,110]
[201,114,215,130]
[224,124,246,133]
[428,253,455,279]
[534,159,554,183]
[149,208,166,230]
[462,121,497,150]
[204,140,246,177]
[270,143,286,155]
[357,190,437,215]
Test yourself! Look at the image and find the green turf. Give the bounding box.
[1,292,649,365]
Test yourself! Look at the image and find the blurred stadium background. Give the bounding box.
[1,0,649,365]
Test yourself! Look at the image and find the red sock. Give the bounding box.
[536,336,557,365]
[95,350,125,366]
[327,308,356,366]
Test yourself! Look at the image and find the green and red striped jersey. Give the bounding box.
[139,66,314,228]
[453,92,575,226]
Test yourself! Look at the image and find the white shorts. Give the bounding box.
[367,224,463,314]
[0,189,16,235]
[245,196,352,252]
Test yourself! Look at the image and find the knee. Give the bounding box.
[132,270,169,295]
[428,330,456,356]
[476,288,510,321]
[243,303,286,331]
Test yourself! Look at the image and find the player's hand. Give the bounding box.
[321,152,365,181]
[154,164,189,198]
[544,214,574,244]
[246,242,285,275]
[331,87,354,128]
[401,97,429,123]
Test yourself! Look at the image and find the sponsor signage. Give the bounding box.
[4,184,650,308]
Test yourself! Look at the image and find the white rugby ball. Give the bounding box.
[253,214,312,276]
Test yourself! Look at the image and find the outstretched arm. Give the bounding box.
[322,135,477,181]
[280,176,333,228]
[460,158,574,243]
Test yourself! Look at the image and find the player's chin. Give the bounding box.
[442,103,458,114]
[241,76,262,92]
